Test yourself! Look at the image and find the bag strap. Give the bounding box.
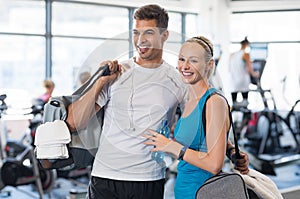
[72,64,110,96]
[228,108,241,159]
[202,91,241,159]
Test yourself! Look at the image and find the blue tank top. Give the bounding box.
[174,88,218,199]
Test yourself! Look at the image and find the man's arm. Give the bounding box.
[243,53,259,78]
[66,61,121,132]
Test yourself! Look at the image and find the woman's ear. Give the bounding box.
[209,58,215,68]
[206,59,215,78]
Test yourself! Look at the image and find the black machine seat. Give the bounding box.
[248,152,300,175]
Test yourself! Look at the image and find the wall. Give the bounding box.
[58,0,300,97]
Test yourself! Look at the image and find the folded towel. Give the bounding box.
[36,144,69,159]
[35,120,71,159]
[35,120,71,145]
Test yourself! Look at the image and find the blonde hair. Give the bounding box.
[43,79,55,89]
[186,36,215,79]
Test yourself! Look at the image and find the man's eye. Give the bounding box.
[178,58,184,62]
[145,31,154,35]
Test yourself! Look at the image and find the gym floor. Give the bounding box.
[0,163,300,199]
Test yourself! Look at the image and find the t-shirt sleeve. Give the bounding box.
[96,83,109,108]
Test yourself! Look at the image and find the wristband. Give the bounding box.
[178,146,188,160]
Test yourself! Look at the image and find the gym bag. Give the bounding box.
[196,171,249,199]
[36,65,110,169]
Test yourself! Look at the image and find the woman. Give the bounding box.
[37,79,55,105]
[143,36,230,199]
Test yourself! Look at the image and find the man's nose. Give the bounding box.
[137,33,146,44]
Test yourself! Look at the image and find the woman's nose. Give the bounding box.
[182,61,190,70]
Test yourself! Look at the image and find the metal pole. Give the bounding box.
[30,147,44,199]
[45,0,52,79]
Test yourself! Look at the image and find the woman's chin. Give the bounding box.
[182,78,192,84]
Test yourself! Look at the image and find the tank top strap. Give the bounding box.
[198,87,218,106]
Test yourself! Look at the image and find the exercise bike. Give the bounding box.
[0,99,57,198]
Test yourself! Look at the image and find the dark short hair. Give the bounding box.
[134,4,169,32]
[241,37,250,45]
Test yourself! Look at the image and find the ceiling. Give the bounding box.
[228,0,300,12]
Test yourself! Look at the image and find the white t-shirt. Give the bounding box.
[92,58,187,181]
[229,50,251,92]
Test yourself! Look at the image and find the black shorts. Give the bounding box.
[86,176,165,199]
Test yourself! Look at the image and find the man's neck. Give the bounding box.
[134,57,163,68]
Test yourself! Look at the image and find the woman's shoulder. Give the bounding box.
[206,90,229,110]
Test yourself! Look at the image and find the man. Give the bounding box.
[229,37,259,107]
[66,4,249,199]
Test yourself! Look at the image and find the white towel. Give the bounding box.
[35,120,71,159]
[234,168,283,199]
[35,120,71,145]
[36,144,69,159]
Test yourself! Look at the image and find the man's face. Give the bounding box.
[133,19,168,64]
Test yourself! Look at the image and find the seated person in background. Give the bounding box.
[79,71,91,85]
[36,79,55,106]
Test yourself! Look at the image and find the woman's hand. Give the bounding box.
[143,129,183,158]
[143,129,171,152]
[232,150,250,174]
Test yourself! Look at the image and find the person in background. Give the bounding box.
[144,36,232,199]
[78,71,91,86]
[37,79,55,105]
[209,45,223,91]
[229,37,259,107]
[65,4,249,199]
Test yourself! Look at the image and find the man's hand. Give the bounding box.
[97,60,121,83]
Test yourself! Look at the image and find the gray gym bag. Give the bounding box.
[196,171,250,199]
[39,65,110,169]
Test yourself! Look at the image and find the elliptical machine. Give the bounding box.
[232,60,300,175]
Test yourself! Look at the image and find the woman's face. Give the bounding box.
[177,42,208,85]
